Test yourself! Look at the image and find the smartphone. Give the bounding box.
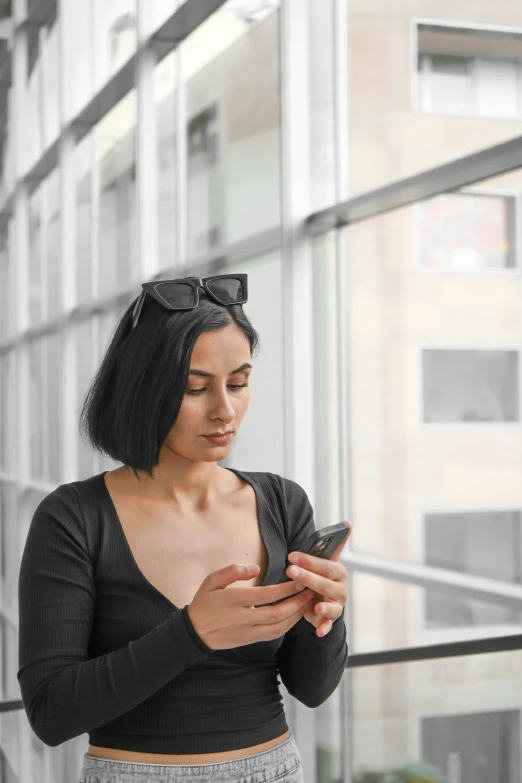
[264,521,352,607]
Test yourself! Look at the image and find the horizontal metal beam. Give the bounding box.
[151,0,228,61]
[307,134,522,234]
[347,632,522,669]
[342,551,522,610]
[72,58,136,144]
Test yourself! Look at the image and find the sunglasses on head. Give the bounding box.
[131,274,248,331]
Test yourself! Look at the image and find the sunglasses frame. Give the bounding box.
[131,274,248,330]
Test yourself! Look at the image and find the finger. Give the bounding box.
[287,551,346,582]
[286,565,343,603]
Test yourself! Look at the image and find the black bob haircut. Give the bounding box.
[79,288,260,481]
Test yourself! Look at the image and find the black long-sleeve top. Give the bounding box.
[17,467,348,752]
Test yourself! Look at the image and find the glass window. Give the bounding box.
[75,133,94,305]
[45,168,61,320]
[42,21,60,146]
[96,90,137,298]
[218,250,285,475]
[350,651,522,781]
[347,6,522,196]
[47,330,62,483]
[77,319,95,480]
[184,1,281,256]
[61,0,94,121]
[417,192,517,271]
[93,0,136,92]
[422,349,519,423]
[0,224,10,341]
[28,186,43,328]
[425,509,522,628]
[155,50,177,270]
[28,340,45,481]
[416,24,522,120]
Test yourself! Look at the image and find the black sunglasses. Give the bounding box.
[131,274,248,331]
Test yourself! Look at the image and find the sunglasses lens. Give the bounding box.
[159,282,197,308]
[206,277,245,304]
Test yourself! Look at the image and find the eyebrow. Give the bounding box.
[188,362,252,378]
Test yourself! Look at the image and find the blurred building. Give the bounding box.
[0,1,521,782]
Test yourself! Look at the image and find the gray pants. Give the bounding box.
[79,732,305,783]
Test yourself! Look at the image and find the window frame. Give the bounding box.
[418,345,522,428]
[416,504,522,644]
[411,18,522,120]
[413,187,521,276]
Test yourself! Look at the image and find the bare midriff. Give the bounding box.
[87,730,290,764]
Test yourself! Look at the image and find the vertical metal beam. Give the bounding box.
[332,1,353,779]
[279,1,316,779]
[136,0,159,281]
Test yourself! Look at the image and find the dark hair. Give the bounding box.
[79,291,260,481]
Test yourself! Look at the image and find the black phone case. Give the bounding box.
[262,521,352,607]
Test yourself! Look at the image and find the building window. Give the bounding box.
[416,23,522,119]
[424,509,522,629]
[422,349,519,423]
[422,710,521,781]
[417,192,517,271]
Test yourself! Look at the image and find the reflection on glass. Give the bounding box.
[417,192,517,271]
[0,226,9,340]
[348,4,522,195]
[350,650,522,782]
[42,21,60,147]
[61,0,93,121]
[184,1,281,256]
[96,91,137,298]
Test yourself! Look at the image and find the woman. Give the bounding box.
[17,274,349,783]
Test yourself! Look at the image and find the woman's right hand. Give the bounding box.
[187,563,315,651]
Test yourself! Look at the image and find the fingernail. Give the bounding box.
[288,566,299,577]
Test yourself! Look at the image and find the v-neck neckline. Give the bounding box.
[97,467,272,611]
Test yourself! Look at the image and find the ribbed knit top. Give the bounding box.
[17,468,348,753]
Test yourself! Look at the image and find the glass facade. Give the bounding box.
[0,1,521,782]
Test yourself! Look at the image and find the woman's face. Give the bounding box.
[164,323,252,462]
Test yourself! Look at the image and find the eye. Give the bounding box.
[186,383,250,395]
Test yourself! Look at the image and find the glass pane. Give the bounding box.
[46,169,61,320]
[350,650,522,781]
[77,320,95,479]
[218,250,284,475]
[42,20,60,147]
[62,0,94,121]
[183,1,281,256]
[0,225,10,341]
[344,167,522,622]
[93,0,137,92]
[75,133,94,304]
[47,330,62,483]
[96,90,137,298]
[28,341,45,481]
[347,5,522,196]
[28,187,42,328]
[155,50,178,270]
[351,572,522,655]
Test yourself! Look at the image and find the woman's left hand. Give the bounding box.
[286,530,349,637]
